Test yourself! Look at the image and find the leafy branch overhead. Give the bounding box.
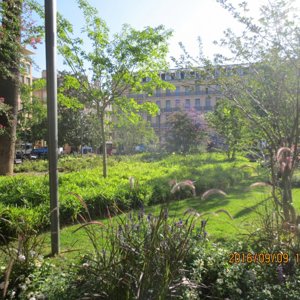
[57,0,174,177]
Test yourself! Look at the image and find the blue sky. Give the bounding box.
[31,0,297,77]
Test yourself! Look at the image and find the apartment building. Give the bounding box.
[19,48,34,110]
[126,68,222,142]
[33,71,113,152]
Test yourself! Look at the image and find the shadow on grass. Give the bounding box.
[233,197,270,219]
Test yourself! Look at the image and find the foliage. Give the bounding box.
[213,0,300,223]
[185,242,300,299]
[0,98,12,136]
[113,115,158,154]
[0,153,253,239]
[173,0,300,223]
[0,207,46,299]
[164,110,207,153]
[17,80,48,143]
[17,207,204,299]
[206,99,252,160]
[58,0,174,177]
[0,0,44,175]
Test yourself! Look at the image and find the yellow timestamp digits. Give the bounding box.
[229,252,289,264]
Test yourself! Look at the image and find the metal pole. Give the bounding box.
[45,0,60,255]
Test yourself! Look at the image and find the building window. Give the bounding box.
[166,100,171,112]
[175,86,180,96]
[195,99,200,110]
[185,99,190,110]
[161,73,166,80]
[156,115,161,125]
[156,89,161,97]
[185,87,190,96]
[25,64,30,75]
[166,89,172,96]
[147,115,152,122]
[165,73,171,81]
[175,99,180,107]
[205,98,211,111]
[156,100,161,108]
[195,85,201,95]
[205,87,209,94]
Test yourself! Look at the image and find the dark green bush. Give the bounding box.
[1,153,254,239]
[186,242,300,299]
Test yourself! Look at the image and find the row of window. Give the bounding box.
[128,85,220,99]
[142,67,247,83]
[155,98,212,110]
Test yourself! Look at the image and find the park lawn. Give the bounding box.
[42,186,300,259]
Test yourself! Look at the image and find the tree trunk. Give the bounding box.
[0,78,19,175]
[100,112,107,178]
[282,174,296,223]
[0,0,22,176]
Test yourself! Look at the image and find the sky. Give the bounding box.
[31,0,298,78]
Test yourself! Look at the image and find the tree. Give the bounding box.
[17,79,47,144]
[165,110,207,153]
[206,99,252,160]
[214,0,300,223]
[113,115,158,154]
[0,0,23,175]
[189,0,299,223]
[58,0,173,177]
[173,0,300,222]
[0,0,43,175]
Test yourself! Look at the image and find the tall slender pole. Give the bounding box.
[45,0,60,255]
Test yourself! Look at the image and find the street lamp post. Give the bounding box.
[45,0,60,255]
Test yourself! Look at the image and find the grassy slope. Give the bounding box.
[5,153,300,257]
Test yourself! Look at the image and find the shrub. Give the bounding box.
[186,242,300,299]
[45,207,206,299]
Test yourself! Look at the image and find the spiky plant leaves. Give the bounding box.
[72,221,105,234]
[250,182,272,188]
[276,147,292,161]
[201,189,227,200]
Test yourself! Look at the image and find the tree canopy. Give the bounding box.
[58,0,174,177]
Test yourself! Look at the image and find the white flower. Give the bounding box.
[18,254,26,262]
[35,260,42,268]
[37,255,43,261]
[82,262,89,268]
[29,250,36,257]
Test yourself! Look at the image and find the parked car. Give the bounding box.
[31,147,48,158]
[14,152,23,164]
[81,146,93,154]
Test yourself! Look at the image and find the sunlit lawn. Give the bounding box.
[42,185,300,259]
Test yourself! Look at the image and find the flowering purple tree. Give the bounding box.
[164,109,207,153]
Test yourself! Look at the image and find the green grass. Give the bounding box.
[3,152,300,258]
[43,186,300,259]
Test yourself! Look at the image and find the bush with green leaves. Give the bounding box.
[1,153,254,241]
[0,212,46,299]
[184,241,300,299]
[20,207,206,300]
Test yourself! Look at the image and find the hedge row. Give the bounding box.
[0,153,253,239]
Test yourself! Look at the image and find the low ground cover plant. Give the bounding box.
[0,153,254,240]
[1,153,300,298]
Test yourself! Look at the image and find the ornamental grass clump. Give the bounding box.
[71,204,206,299]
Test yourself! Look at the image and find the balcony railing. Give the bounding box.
[127,89,221,99]
[155,106,214,114]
